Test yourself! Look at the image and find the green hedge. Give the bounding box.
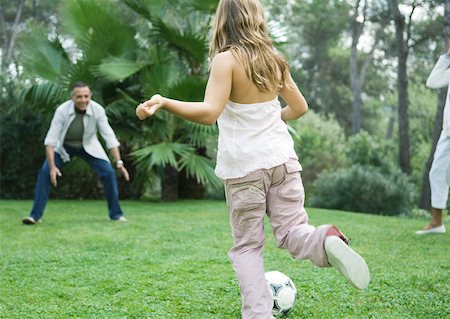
[0,111,103,199]
[310,164,416,215]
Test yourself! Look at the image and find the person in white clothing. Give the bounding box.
[136,1,370,318]
[416,48,450,235]
[22,82,130,225]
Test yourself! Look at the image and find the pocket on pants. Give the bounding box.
[227,171,266,213]
[226,174,266,244]
[277,160,303,201]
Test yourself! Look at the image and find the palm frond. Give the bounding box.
[60,0,137,62]
[178,152,221,188]
[131,142,194,171]
[141,57,178,97]
[116,88,140,105]
[152,17,209,64]
[187,0,219,14]
[64,61,97,94]
[19,25,69,81]
[105,98,143,141]
[167,77,207,101]
[121,0,171,20]
[179,121,218,146]
[19,82,68,112]
[121,0,153,20]
[91,57,149,81]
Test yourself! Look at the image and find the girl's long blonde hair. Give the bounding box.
[210,0,289,93]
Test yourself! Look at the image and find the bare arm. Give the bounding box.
[279,72,308,122]
[136,52,233,125]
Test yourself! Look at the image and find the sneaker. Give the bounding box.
[111,216,127,222]
[324,236,370,290]
[22,216,41,225]
[415,224,446,235]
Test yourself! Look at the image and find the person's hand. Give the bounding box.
[136,94,165,120]
[50,167,62,186]
[115,160,130,181]
[118,165,130,182]
[447,39,450,56]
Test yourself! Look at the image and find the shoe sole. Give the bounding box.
[415,226,446,235]
[22,218,35,225]
[325,236,370,290]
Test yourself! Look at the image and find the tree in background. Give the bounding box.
[349,0,389,135]
[120,0,221,201]
[0,0,60,71]
[12,0,221,201]
[0,0,63,198]
[1,0,446,214]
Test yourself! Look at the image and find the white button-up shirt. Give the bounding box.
[426,54,450,138]
[44,100,120,163]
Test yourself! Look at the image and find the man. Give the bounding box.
[22,82,130,225]
[416,48,450,235]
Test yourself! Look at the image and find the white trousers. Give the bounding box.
[430,131,450,209]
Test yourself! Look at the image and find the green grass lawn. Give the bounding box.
[0,200,449,319]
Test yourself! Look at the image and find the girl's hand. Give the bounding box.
[136,94,164,120]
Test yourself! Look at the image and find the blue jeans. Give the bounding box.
[29,145,124,220]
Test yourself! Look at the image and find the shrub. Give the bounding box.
[310,164,416,216]
[0,111,103,199]
[346,130,397,172]
[0,112,50,198]
[291,110,348,201]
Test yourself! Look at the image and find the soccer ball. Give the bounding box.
[265,271,297,317]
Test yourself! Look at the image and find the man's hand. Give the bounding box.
[115,161,130,181]
[50,167,62,186]
[136,94,164,120]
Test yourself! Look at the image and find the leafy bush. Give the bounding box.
[0,111,103,199]
[346,130,397,172]
[310,164,416,215]
[310,132,416,215]
[291,110,348,201]
[0,111,50,198]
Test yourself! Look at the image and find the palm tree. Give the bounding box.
[18,0,222,200]
[119,0,221,201]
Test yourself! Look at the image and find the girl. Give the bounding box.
[136,0,370,318]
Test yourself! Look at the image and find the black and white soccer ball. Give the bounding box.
[265,271,297,316]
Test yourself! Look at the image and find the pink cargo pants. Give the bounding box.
[225,159,332,319]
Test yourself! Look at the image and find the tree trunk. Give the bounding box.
[350,0,363,135]
[386,110,395,140]
[419,0,450,209]
[390,0,411,174]
[0,4,6,70]
[178,172,205,199]
[161,165,178,201]
[6,0,25,59]
[350,44,363,135]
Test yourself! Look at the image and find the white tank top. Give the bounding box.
[215,97,299,180]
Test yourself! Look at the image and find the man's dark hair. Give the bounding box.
[71,81,90,90]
